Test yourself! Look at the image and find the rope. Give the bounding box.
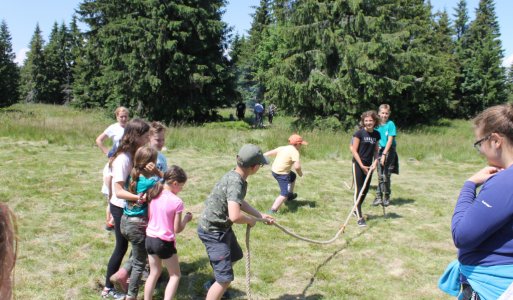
[244,160,377,299]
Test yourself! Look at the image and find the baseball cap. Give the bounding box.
[237,144,269,167]
[288,134,308,145]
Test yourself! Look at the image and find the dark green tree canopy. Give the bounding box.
[0,20,20,107]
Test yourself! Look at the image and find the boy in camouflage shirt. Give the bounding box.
[198,144,274,300]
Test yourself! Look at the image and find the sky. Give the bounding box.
[1,0,512,67]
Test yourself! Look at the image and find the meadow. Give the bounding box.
[0,104,485,299]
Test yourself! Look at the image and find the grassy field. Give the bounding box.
[1,104,485,299]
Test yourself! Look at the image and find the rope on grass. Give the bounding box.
[244,160,377,299]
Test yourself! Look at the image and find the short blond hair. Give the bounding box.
[114,106,129,116]
[378,104,391,113]
[150,121,166,135]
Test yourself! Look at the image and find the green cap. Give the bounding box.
[237,144,269,167]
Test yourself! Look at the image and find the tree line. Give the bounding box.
[0,0,512,127]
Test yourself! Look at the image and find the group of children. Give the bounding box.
[96,104,397,299]
[350,104,398,227]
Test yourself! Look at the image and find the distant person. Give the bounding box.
[439,103,513,300]
[235,101,246,121]
[144,166,192,300]
[350,111,380,227]
[96,106,130,158]
[372,104,399,207]
[198,144,274,300]
[254,102,264,128]
[268,103,277,125]
[0,203,16,300]
[102,119,150,299]
[264,134,308,213]
[96,106,130,232]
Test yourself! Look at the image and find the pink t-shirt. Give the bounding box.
[146,190,184,242]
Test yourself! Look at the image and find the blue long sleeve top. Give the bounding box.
[452,165,513,266]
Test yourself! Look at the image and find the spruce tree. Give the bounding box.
[262,0,455,128]
[44,22,72,104]
[457,0,507,117]
[0,20,20,107]
[74,0,234,122]
[19,24,49,103]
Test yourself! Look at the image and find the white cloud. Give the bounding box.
[503,54,513,68]
[14,48,29,66]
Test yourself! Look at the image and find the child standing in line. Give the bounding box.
[149,121,169,178]
[350,111,380,227]
[102,119,150,299]
[372,104,398,207]
[144,166,192,300]
[117,146,162,300]
[264,134,308,213]
[197,144,274,300]
[97,106,130,232]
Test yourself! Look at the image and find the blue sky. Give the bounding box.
[1,0,512,67]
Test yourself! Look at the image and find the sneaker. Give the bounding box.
[267,209,277,215]
[110,268,129,293]
[383,198,390,207]
[105,223,114,231]
[203,279,232,299]
[203,278,215,292]
[287,193,297,201]
[101,287,126,299]
[357,218,367,227]
[372,197,382,206]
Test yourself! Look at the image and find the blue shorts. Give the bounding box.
[272,171,297,196]
[197,227,243,283]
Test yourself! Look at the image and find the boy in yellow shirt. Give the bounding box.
[264,134,307,213]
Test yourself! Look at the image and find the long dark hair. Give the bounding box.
[0,203,16,299]
[147,165,187,203]
[110,119,150,167]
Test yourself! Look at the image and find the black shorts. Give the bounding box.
[145,236,177,259]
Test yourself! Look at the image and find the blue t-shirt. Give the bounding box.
[376,120,397,148]
[124,176,158,217]
[150,151,168,182]
[452,166,513,266]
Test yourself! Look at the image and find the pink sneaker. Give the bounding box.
[109,268,129,293]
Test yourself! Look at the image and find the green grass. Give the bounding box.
[1,104,486,299]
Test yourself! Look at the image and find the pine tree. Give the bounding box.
[457,0,507,117]
[453,0,469,40]
[19,24,49,103]
[74,0,234,122]
[44,22,72,104]
[0,20,20,107]
[262,0,455,128]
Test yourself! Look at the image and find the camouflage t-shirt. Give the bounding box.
[199,170,247,232]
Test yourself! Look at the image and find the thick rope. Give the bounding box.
[244,160,377,299]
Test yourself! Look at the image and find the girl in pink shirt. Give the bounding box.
[144,165,192,300]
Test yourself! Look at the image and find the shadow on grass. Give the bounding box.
[389,197,415,206]
[284,198,317,213]
[272,293,324,299]
[287,229,368,299]
[368,211,402,220]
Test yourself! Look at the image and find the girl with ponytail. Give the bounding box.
[144,165,192,300]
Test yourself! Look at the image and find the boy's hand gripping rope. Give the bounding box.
[244,159,377,300]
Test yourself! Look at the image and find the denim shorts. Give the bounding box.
[197,227,243,283]
[272,171,297,196]
[145,236,177,259]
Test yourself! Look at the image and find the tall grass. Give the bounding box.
[2,104,484,299]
